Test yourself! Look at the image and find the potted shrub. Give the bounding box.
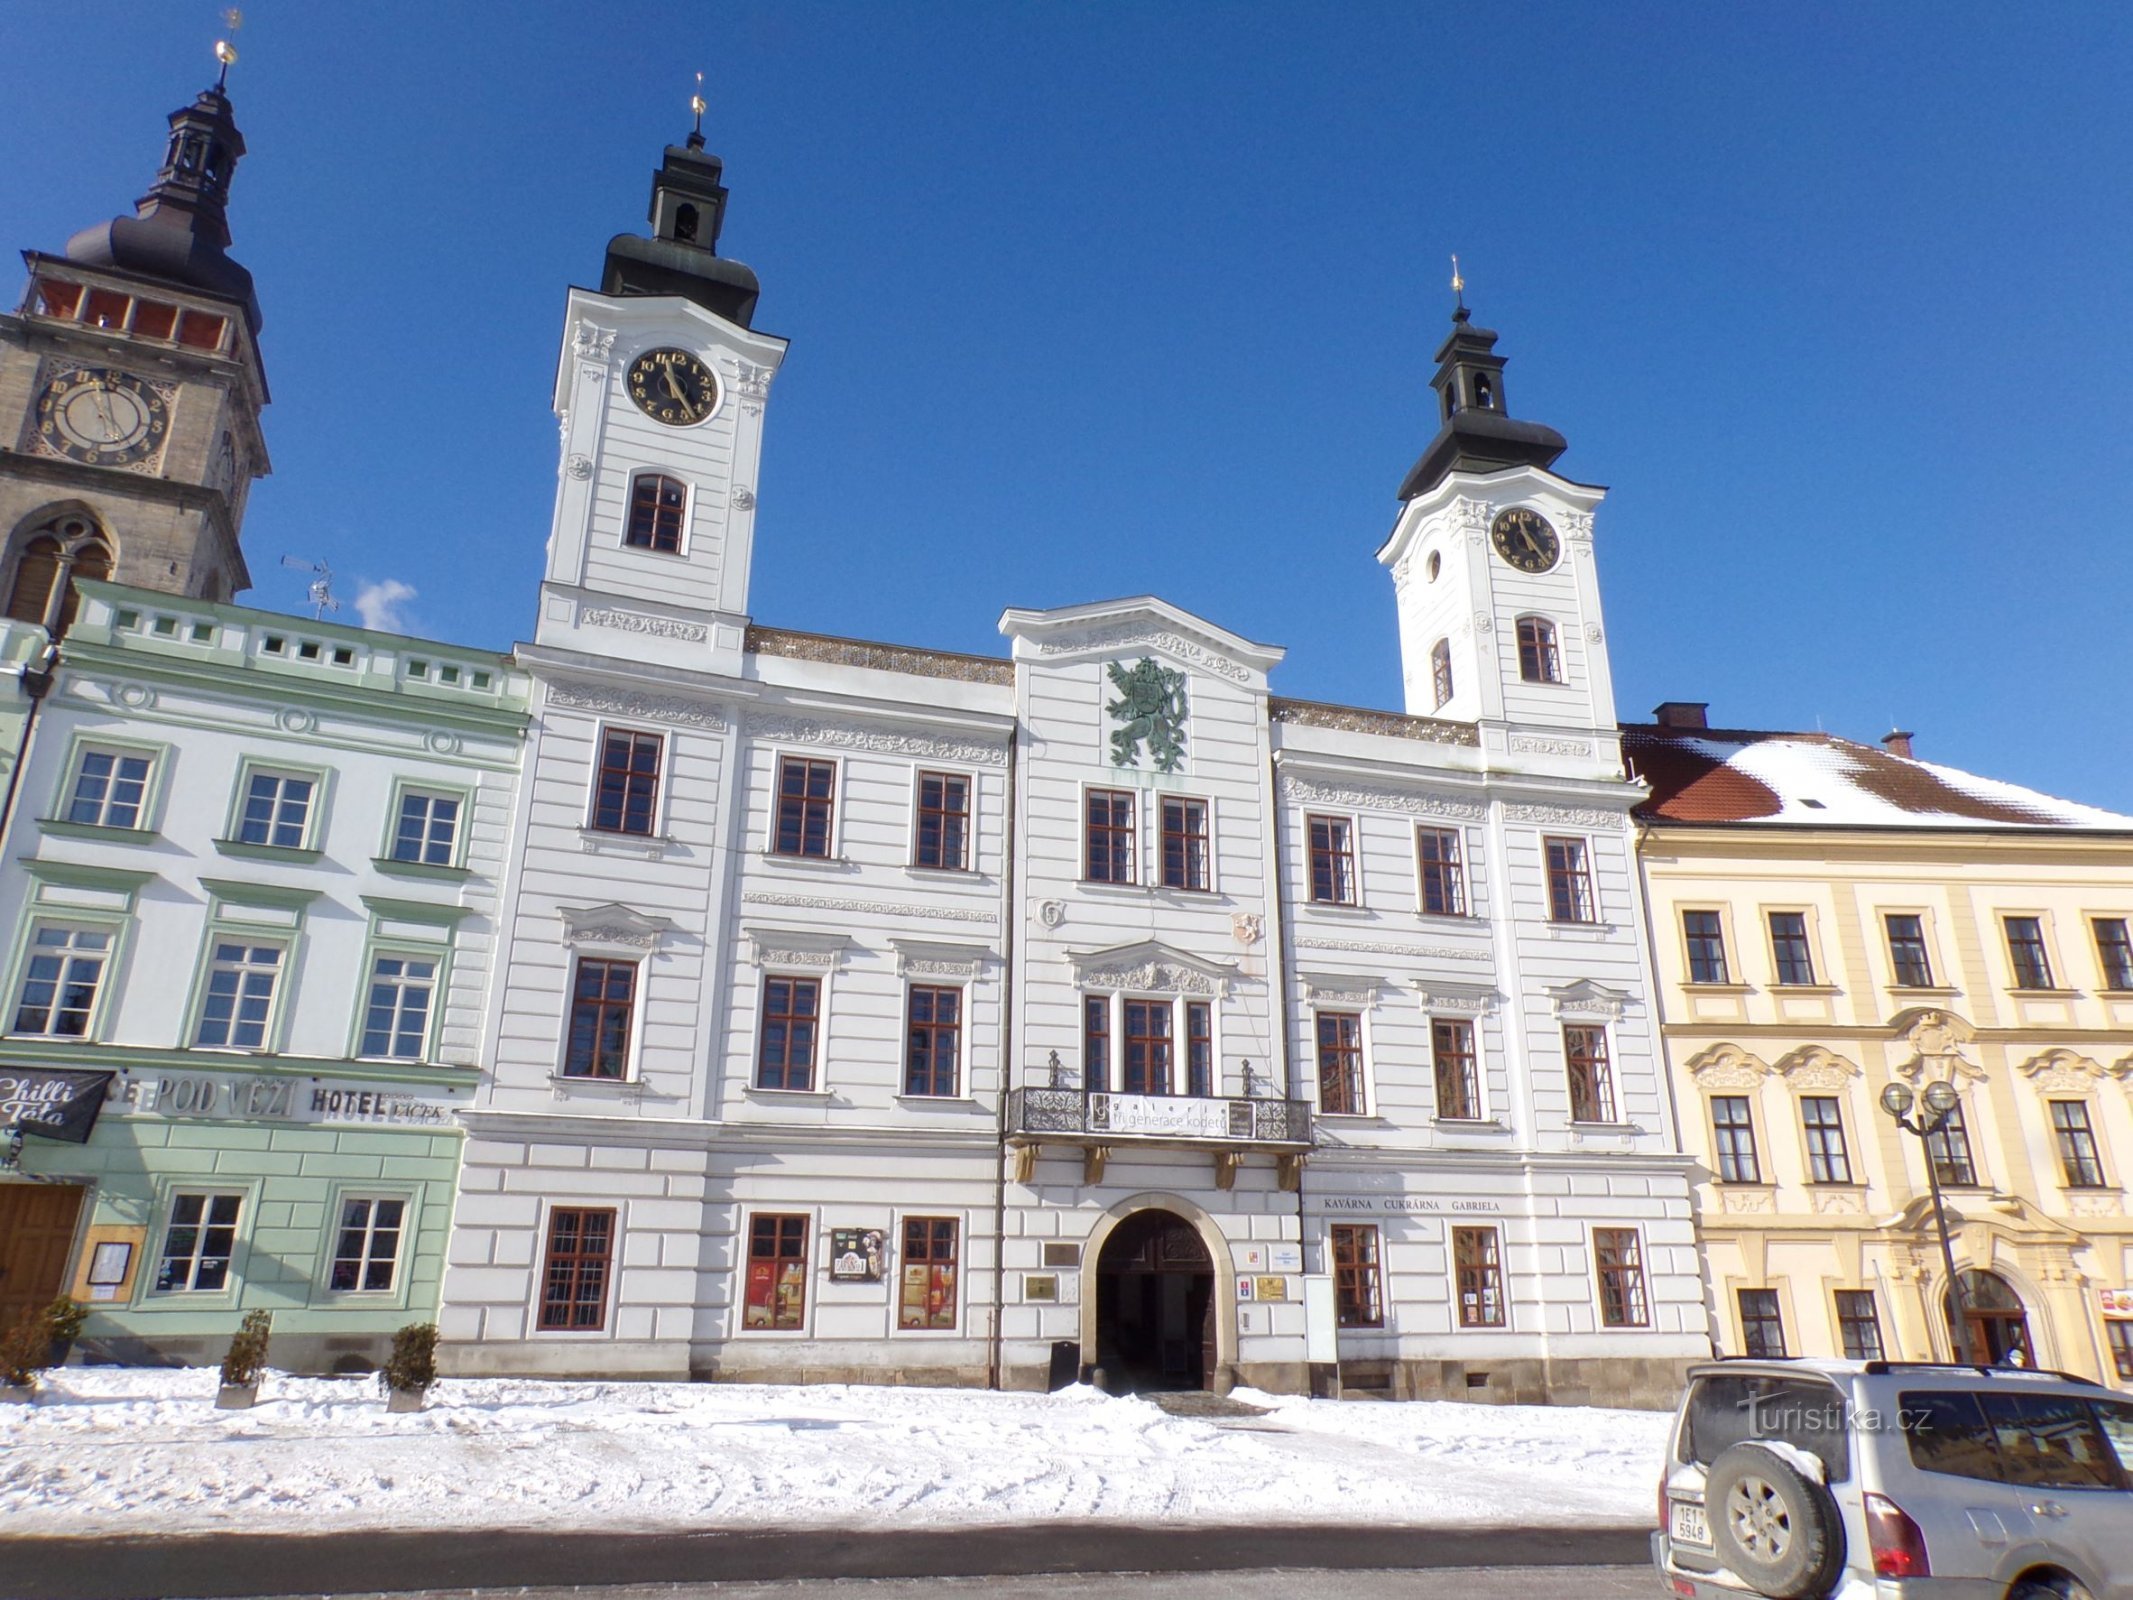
[44,1297,88,1369]
[216,1308,272,1409]
[381,1321,438,1413]
[0,1308,45,1402]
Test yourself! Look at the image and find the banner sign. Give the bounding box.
[106,1070,464,1127]
[0,1068,116,1144]
[1091,1093,1235,1140]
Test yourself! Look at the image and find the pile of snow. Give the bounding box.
[0,1369,1670,1536]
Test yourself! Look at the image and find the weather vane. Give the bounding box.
[214,8,242,89]
[689,69,707,148]
[1450,253,1466,314]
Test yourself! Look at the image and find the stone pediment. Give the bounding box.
[998,596,1285,688]
[1548,979,1632,1022]
[560,903,676,951]
[1302,971,1383,1005]
[1687,1044,1771,1090]
[2015,1048,2131,1093]
[1890,1192,2083,1244]
[1773,1046,1861,1092]
[745,927,852,971]
[1066,938,1238,998]
[1411,978,1501,1018]
[889,937,993,980]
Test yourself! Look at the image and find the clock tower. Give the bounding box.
[0,74,269,632]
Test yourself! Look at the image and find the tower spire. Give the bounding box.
[689,70,707,151]
[1393,298,1567,501]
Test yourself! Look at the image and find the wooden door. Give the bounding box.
[0,1184,85,1328]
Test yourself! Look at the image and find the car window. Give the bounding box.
[1901,1391,2004,1483]
[2096,1401,2133,1474]
[1979,1394,2124,1491]
[1685,1374,1850,1482]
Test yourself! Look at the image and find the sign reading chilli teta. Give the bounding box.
[0,1067,116,1144]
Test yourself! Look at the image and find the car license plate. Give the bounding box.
[1670,1498,1710,1546]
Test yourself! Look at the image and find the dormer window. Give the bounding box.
[1515,616,1561,684]
[624,473,688,554]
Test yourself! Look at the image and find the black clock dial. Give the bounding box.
[1489,506,1560,573]
[36,367,169,466]
[626,347,720,426]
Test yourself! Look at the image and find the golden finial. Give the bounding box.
[688,69,708,148]
[1450,253,1467,313]
[214,8,243,89]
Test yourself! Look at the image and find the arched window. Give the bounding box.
[1473,374,1494,410]
[5,514,112,635]
[624,474,688,554]
[1515,616,1561,684]
[674,203,699,243]
[1429,639,1453,709]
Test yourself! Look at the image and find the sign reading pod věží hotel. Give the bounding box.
[0,1067,117,1144]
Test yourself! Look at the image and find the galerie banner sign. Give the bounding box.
[0,1068,116,1144]
[1090,1093,1235,1140]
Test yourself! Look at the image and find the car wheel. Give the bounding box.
[1704,1441,1844,1600]
[2009,1584,2095,1600]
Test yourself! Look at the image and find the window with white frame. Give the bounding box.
[1316,1010,1365,1114]
[11,923,112,1037]
[359,953,438,1060]
[1416,827,1466,917]
[1082,993,1213,1095]
[66,747,153,829]
[327,1195,407,1292]
[1431,1018,1479,1120]
[391,789,461,865]
[1160,797,1210,891]
[903,984,961,1097]
[153,1192,242,1292]
[236,770,316,849]
[774,755,836,858]
[1307,814,1357,905]
[1564,1025,1616,1122]
[1544,837,1596,923]
[193,940,285,1049]
[914,771,971,871]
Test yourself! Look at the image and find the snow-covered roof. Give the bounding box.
[1623,726,2133,830]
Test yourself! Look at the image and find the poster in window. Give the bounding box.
[829,1228,886,1283]
[744,1259,808,1329]
[88,1240,134,1286]
[899,1262,957,1330]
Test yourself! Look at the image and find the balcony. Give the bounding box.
[1006,1087,1313,1189]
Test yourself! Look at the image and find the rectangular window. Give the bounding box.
[67,748,153,829]
[1737,1288,1787,1358]
[903,985,961,1097]
[1160,797,1210,891]
[1926,1101,1979,1187]
[2005,916,2055,989]
[1186,1000,1213,1097]
[1330,1223,1383,1328]
[774,756,837,857]
[2109,1321,2133,1382]
[1083,995,1110,1090]
[897,1216,958,1331]
[1316,1011,1364,1114]
[1544,837,1596,923]
[11,924,111,1038]
[1431,1018,1479,1120]
[537,1207,615,1331]
[757,976,821,1091]
[154,1192,242,1293]
[591,729,663,836]
[328,1196,407,1293]
[1884,914,1935,987]
[1801,1096,1853,1184]
[2095,918,2133,991]
[744,1213,809,1330]
[1768,912,1816,986]
[1307,815,1357,905]
[237,771,314,849]
[359,953,438,1060]
[914,772,971,870]
[1564,1026,1616,1123]
[392,789,461,865]
[1835,1289,1885,1361]
[1084,789,1136,884]
[1594,1228,1649,1327]
[1430,639,1454,709]
[1453,1225,1506,1328]
[2050,1100,2106,1188]
[1124,999,1173,1095]
[193,941,284,1049]
[1683,910,1729,984]
[1416,828,1466,917]
[1711,1095,1761,1184]
[563,957,636,1080]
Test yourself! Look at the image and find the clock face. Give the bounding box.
[37,367,169,465]
[626,347,720,426]
[1489,506,1560,573]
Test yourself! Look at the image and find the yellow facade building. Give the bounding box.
[1628,708,2133,1386]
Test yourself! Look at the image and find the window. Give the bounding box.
[1594,1228,1649,1327]
[560,957,637,1080]
[1160,797,1209,891]
[624,473,687,553]
[392,789,460,865]
[1544,837,1595,923]
[1307,815,1356,905]
[1416,828,1466,917]
[774,756,837,858]
[2109,1321,2133,1382]
[1737,1289,1787,1358]
[236,771,314,849]
[1083,995,1110,1090]
[1926,1101,1979,1187]
[591,730,663,836]
[1901,1391,2003,1482]
[1330,1224,1383,1328]
[1431,1019,1479,1120]
[1884,914,1935,987]
[903,985,961,1097]
[1429,638,1453,709]
[1317,1011,1364,1114]
[11,924,111,1037]
[1711,1095,1761,1184]
[744,1213,809,1330]
[328,1196,406,1293]
[898,1217,958,1331]
[66,748,153,829]
[1801,1097,1853,1184]
[914,772,971,870]
[2095,918,2133,990]
[193,941,284,1049]
[2050,1100,2107,1188]
[1084,788,1135,883]
[1564,1026,1616,1123]
[537,1207,615,1330]
[360,953,438,1060]
[1186,1000,1213,1097]
[1683,911,1729,984]
[1835,1290,1885,1361]
[154,1192,243,1293]
[1124,999,1174,1095]
[1453,1226,1506,1328]
[1768,912,1816,986]
[2004,916,2055,989]
[1515,616,1561,684]
[757,976,821,1091]
[1980,1394,2122,1491]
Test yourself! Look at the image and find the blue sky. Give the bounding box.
[8,2,2130,807]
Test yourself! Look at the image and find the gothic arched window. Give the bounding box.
[624,474,688,554]
[1515,616,1561,684]
[5,514,113,635]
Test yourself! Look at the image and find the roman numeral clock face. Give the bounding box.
[626,347,720,426]
[1489,506,1560,573]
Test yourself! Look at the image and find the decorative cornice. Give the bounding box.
[1503,802,1625,829]
[745,712,1008,767]
[1549,979,1632,1022]
[582,607,710,643]
[746,626,1013,686]
[746,927,851,971]
[1302,971,1382,1005]
[1279,773,1485,823]
[1270,698,1478,747]
[1509,734,1594,758]
[2015,1048,2129,1091]
[1066,939,1237,998]
[889,937,993,980]
[1411,979,1501,1018]
[741,890,996,926]
[1686,1044,1771,1090]
[1295,935,1491,964]
[1772,1046,1860,1091]
[1032,622,1253,684]
[572,321,617,364]
[548,679,729,731]
[559,902,675,951]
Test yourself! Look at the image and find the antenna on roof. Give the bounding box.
[280,555,340,621]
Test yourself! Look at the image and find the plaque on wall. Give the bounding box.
[830,1228,887,1283]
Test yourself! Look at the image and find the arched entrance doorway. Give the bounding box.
[1094,1208,1214,1393]
[1944,1270,2035,1365]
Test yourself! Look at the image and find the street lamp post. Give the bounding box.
[1880,1079,1979,1366]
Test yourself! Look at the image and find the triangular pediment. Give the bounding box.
[1891,1192,2084,1244]
[1066,938,1237,997]
[998,595,1285,686]
[559,902,675,950]
[1548,979,1633,1021]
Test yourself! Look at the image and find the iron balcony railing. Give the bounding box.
[1006,1087,1313,1149]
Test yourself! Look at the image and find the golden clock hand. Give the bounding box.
[661,366,697,421]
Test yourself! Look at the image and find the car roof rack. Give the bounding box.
[1860,1360,2107,1388]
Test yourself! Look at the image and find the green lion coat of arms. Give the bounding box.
[1106,657,1188,772]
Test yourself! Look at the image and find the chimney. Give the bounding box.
[1883,729,1916,760]
[1653,701,1709,730]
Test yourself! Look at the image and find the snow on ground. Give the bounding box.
[0,1369,1670,1537]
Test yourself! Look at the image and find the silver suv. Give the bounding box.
[1653,1359,2133,1600]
